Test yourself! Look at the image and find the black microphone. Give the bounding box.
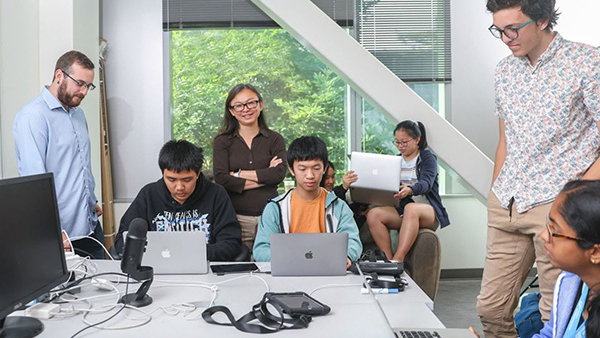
[121,218,148,278]
[119,218,153,307]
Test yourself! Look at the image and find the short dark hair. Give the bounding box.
[158,140,204,174]
[486,0,559,30]
[53,50,95,83]
[219,83,268,136]
[393,120,428,150]
[287,136,328,169]
[54,50,95,75]
[558,180,600,250]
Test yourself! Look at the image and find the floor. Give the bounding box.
[433,276,538,337]
[433,278,484,335]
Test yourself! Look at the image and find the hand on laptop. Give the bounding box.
[347,258,352,269]
[342,170,358,190]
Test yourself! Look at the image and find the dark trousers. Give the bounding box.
[72,221,105,259]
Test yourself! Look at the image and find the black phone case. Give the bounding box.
[211,263,259,275]
[264,292,331,316]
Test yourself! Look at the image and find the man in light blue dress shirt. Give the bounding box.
[13,50,104,259]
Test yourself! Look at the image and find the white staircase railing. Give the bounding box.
[252,0,494,201]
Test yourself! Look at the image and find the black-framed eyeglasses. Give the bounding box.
[230,99,260,112]
[488,19,533,40]
[545,221,586,243]
[62,70,96,91]
[393,139,413,147]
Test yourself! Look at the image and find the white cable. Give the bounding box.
[56,285,122,304]
[81,304,152,330]
[62,229,74,252]
[309,283,363,295]
[67,235,115,260]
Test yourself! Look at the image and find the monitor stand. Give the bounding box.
[0,316,44,338]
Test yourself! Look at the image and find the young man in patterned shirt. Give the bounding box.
[478,1,600,337]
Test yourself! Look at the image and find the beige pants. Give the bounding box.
[237,214,260,252]
[476,191,561,338]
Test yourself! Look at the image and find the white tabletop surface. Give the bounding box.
[19,259,441,337]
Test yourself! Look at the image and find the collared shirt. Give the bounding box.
[213,128,287,216]
[13,87,97,237]
[492,33,600,212]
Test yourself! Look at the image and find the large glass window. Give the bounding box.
[167,0,454,191]
[170,29,347,175]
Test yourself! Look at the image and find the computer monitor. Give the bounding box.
[0,173,69,338]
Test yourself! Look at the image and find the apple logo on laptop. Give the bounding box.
[305,251,313,259]
[161,249,171,258]
[372,169,379,176]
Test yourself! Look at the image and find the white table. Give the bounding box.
[27,260,442,337]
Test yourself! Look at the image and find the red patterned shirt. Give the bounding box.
[492,33,600,212]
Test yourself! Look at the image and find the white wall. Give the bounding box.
[102,0,165,201]
[0,0,40,179]
[0,0,101,211]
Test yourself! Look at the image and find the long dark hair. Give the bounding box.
[219,83,268,136]
[393,120,428,150]
[589,291,600,338]
[558,180,600,250]
[320,161,335,188]
[559,180,600,338]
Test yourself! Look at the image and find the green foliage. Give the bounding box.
[170,29,347,175]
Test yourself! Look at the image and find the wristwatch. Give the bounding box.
[233,169,241,178]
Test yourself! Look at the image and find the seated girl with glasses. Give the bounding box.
[213,84,287,253]
[366,120,450,262]
[534,180,600,338]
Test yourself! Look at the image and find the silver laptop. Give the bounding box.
[142,231,208,275]
[354,260,475,338]
[270,233,348,276]
[393,328,476,338]
[349,151,402,207]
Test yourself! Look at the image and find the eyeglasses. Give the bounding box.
[393,139,413,147]
[62,70,96,91]
[230,99,260,112]
[488,19,533,40]
[545,221,586,243]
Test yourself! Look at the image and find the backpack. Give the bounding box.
[515,292,544,338]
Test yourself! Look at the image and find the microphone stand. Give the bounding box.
[119,266,154,307]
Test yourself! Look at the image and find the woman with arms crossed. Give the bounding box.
[213,84,287,252]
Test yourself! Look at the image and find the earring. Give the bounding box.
[593,259,597,264]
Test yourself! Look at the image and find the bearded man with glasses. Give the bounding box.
[13,50,104,260]
[477,1,600,337]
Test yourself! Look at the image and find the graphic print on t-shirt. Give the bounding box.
[152,209,211,241]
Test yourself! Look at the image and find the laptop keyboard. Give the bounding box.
[398,331,441,338]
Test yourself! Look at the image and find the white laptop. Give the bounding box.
[393,328,476,338]
[270,233,348,276]
[350,151,402,207]
[141,231,208,275]
[354,258,475,338]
